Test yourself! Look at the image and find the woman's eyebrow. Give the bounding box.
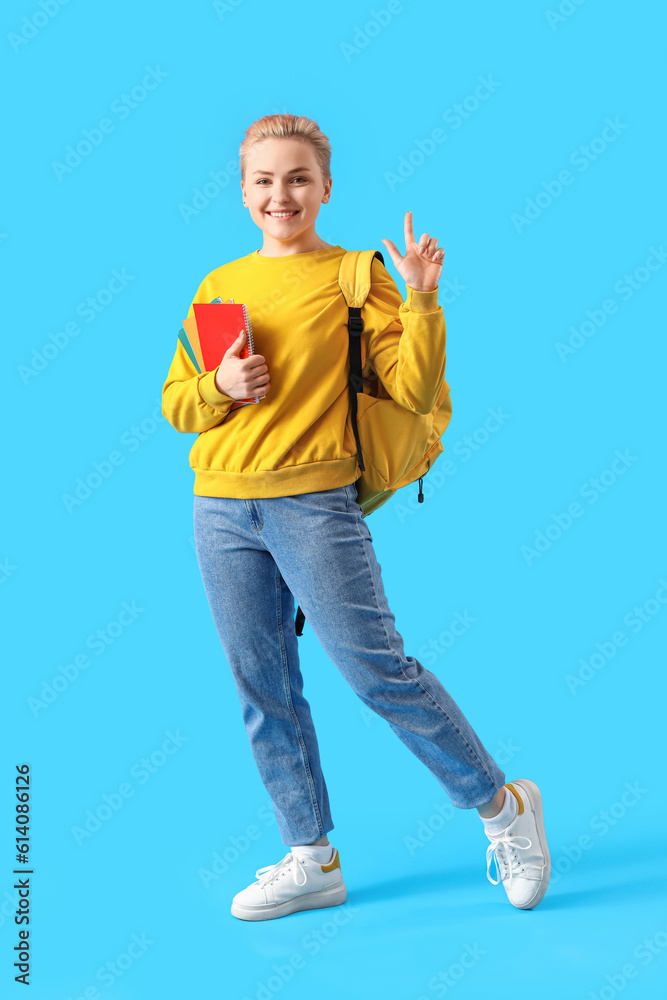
[252,167,312,175]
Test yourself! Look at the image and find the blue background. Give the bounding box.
[3,1,666,997]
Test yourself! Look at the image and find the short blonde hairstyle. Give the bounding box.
[239,113,332,186]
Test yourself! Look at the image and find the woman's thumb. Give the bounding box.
[223,329,246,359]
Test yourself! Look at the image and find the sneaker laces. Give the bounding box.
[254,852,307,889]
[485,829,533,891]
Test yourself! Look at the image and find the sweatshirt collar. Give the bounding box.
[250,245,344,262]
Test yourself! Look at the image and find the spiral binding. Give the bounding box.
[241,302,260,404]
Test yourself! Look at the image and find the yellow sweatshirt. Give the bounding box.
[161,244,447,498]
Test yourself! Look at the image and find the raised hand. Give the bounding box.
[381,210,445,292]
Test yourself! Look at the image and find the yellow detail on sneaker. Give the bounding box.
[504,783,524,814]
[320,849,340,873]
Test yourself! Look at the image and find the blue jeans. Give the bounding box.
[193,482,506,845]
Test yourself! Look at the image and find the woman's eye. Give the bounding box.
[256,177,307,184]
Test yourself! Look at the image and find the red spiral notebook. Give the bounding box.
[179,297,265,410]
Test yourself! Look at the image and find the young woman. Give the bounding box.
[162,113,551,922]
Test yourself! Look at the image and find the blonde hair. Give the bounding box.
[239,114,332,186]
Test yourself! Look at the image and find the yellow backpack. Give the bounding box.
[341,248,453,516]
[294,248,453,636]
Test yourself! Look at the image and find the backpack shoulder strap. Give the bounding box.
[337,249,384,307]
[337,249,385,476]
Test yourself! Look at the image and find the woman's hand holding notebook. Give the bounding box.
[178,297,265,410]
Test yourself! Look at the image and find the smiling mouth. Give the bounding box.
[266,210,300,218]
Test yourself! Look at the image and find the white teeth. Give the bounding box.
[268,211,297,217]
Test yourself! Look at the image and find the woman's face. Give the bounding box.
[241,138,332,249]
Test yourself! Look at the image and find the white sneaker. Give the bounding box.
[230,848,347,921]
[484,779,551,909]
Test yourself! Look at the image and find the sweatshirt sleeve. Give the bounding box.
[361,256,448,415]
[161,281,236,434]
